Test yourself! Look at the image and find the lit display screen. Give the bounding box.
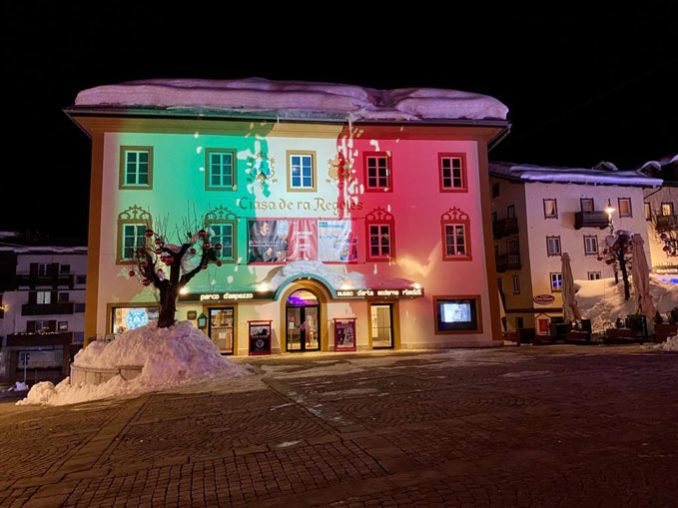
[435,298,479,332]
[442,303,472,323]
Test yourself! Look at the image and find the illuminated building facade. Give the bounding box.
[67,79,509,354]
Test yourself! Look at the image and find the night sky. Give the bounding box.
[2,6,676,243]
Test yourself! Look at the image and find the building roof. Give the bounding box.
[490,161,663,187]
[0,246,87,255]
[70,77,509,125]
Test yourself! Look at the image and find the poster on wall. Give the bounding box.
[248,220,289,263]
[334,318,357,351]
[248,320,272,355]
[318,220,357,262]
[288,219,318,261]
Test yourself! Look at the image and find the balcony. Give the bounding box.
[492,217,519,239]
[574,211,609,230]
[22,302,75,316]
[496,253,521,272]
[16,273,74,289]
[655,214,677,232]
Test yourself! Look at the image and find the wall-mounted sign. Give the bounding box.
[182,287,423,303]
[187,310,197,320]
[334,318,356,352]
[180,292,269,303]
[533,294,556,305]
[336,288,424,299]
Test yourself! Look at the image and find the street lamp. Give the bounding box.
[605,198,615,235]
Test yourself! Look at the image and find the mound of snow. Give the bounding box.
[655,335,678,352]
[18,321,250,406]
[576,276,678,333]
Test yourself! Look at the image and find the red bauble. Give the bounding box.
[597,256,603,262]
[142,280,151,286]
[216,260,223,267]
[201,264,208,270]
[198,229,207,238]
[128,270,135,277]
[215,243,222,250]
[155,239,163,245]
[663,245,670,252]
[155,248,162,255]
[145,229,154,237]
[202,242,211,250]
[190,248,196,255]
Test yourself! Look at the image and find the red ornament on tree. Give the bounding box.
[216,260,222,267]
[128,270,135,277]
[202,242,211,250]
[198,229,207,238]
[201,264,208,270]
[215,243,222,250]
[145,229,154,237]
[190,248,196,255]
[142,280,151,286]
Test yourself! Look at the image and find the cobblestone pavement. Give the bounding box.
[0,345,676,507]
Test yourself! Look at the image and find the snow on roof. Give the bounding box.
[0,246,87,254]
[490,161,662,187]
[73,77,509,123]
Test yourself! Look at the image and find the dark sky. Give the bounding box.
[2,6,676,243]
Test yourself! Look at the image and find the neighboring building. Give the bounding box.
[66,78,510,354]
[639,154,678,273]
[0,242,87,383]
[489,162,661,335]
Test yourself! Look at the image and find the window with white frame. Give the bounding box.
[210,223,235,261]
[365,153,392,190]
[206,149,236,190]
[543,199,558,219]
[662,202,675,216]
[439,154,466,191]
[550,272,563,292]
[122,224,147,262]
[618,197,632,217]
[288,152,315,190]
[120,147,152,188]
[369,224,392,259]
[444,224,469,258]
[584,235,598,255]
[546,236,561,256]
[37,291,51,304]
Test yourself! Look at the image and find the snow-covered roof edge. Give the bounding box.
[490,161,663,187]
[0,246,87,254]
[71,77,509,124]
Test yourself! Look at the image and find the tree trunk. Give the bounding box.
[157,284,177,328]
[618,245,630,301]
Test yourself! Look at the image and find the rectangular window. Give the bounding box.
[122,224,147,261]
[58,292,69,303]
[644,202,652,220]
[546,236,561,256]
[207,149,236,190]
[543,199,558,218]
[38,264,48,276]
[210,223,235,261]
[75,303,86,313]
[434,296,482,334]
[59,264,71,274]
[439,154,466,191]
[662,202,675,216]
[581,198,594,212]
[58,321,68,331]
[120,147,153,188]
[365,153,392,191]
[37,291,51,304]
[76,275,87,285]
[444,224,468,258]
[507,205,516,219]
[551,272,563,292]
[512,274,520,294]
[588,272,601,280]
[288,152,316,191]
[618,197,632,217]
[491,211,497,223]
[584,235,598,255]
[369,224,392,258]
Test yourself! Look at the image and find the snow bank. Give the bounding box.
[18,321,250,406]
[576,276,678,333]
[654,335,678,352]
[74,77,508,122]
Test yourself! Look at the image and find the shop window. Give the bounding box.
[364,152,392,191]
[439,153,466,192]
[287,151,316,191]
[366,207,395,261]
[584,235,598,255]
[117,205,152,264]
[544,199,558,219]
[546,236,561,256]
[206,149,236,190]
[205,206,237,262]
[618,197,632,217]
[662,202,674,216]
[550,272,562,292]
[588,272,601,280]
[119,146,153,189]
[433,296,482,334]
[441,207,471,260]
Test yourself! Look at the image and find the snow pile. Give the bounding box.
[576,276,678,333]
[18,321,250,406]
[74,77,508,122]
[654,335,678,352]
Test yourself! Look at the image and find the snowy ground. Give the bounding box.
[576,275,678,334]
[18,322,251,406]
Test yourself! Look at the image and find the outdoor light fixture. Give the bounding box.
[605,199,615,217]
[179,287,189,295]
[197,313,207,329]
[256,282,270,293]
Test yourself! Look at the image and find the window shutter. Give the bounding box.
[48,263,59,276]
[51,291,58,303]
[30,263,38,276]
[27,321,35,332]
[48,320,57,332]
[28,291,37,304]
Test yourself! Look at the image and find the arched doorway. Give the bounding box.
[285,289,320,352]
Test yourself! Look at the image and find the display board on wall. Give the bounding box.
[334,318,357,352]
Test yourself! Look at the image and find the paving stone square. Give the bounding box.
[0,345,676,507]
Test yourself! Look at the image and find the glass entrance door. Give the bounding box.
[286,290,320,352]
[371,304,394,349]
[208,307,235,354]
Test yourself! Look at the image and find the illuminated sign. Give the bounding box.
[335,288,423,299]
[533,294,556,305]
[183,287,423,302]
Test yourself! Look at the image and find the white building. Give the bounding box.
[0,245,87,383]
[489,162,661,336]
[639,155,678,272]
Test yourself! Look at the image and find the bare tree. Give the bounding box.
[599,231,633,301]
[129,214,223,328]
